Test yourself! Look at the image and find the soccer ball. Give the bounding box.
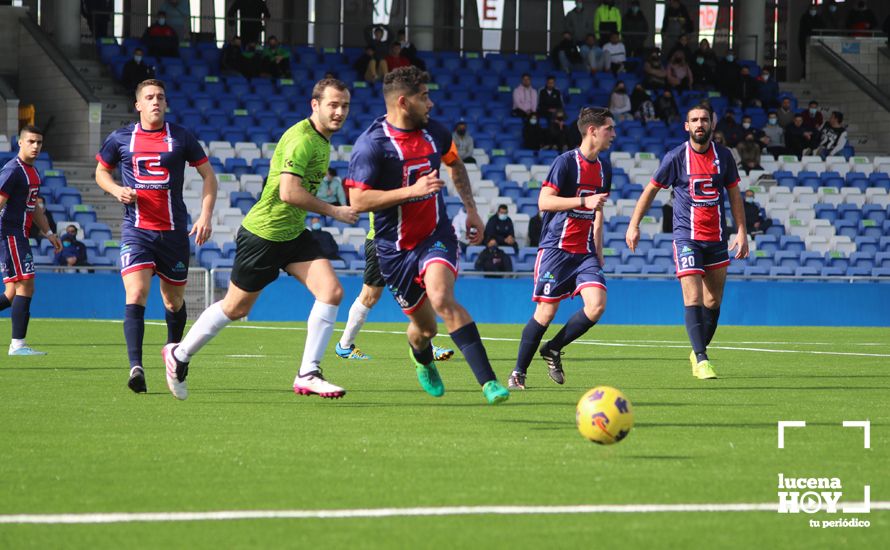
[575,386,634,444]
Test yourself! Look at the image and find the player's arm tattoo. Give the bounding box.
[450,161,477,212]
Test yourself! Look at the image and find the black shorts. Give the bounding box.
[363,238,386,287]
[230,227,323,292]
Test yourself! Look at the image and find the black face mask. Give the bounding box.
[456,129,466,136]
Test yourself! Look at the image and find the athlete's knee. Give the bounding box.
[319,281,343,306]
[534,304,557,325]
[161,292,184,312]
[220,299,250,320]
[427,288,457,316]
[584,302,606,321]
[125,286,150,305]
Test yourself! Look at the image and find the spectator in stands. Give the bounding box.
[307,217,340,261]
[475,237,513,278]
[662,0,694,53]
[643,49,667,88]
[736,131,763,174]
[396,29,426,70]
[485,204,519,253]
[142,10,179,58]
[354,47,384,83]
[630,84,656,122]
[594,0,621,45]
[713,130,741,165]
[716,111,743,147]
[622,1,649,57]
[528,211,543,247]
[655,89,679,123]
[785,113,818,158]
[667,33,694,64]
[565,114,583,149]
[316,168,345,207]
[564,1,595,45]
[522,115,547,150]
[803,100,824,129]
[121,48,155,95]
[227,0,269,45]
[716,49,741,101]
[158,0,190,39]
[384,42,411,74]
[757,68,779,109]
[546,111,573,152]
[221,36,244,75]
[662,190,674,234]
[762,111,785,157]
[82,0,112,39]
[580,33,607,73]
[602,32,627,75]
[365,24,391,65]
[846,1,878,36]
[452,207,468,253]
[743,190,772,235]
[239,41,263,79]
[453,120,476,164]
[667,51,693,91]
[740,115,770,150]
[609,82,632,121]
[694,38,718,72]
[736,66,761,108]
[798,4,823,74]
[552,31,584,74]
[820,1,843,34]
[55,228,89,267]
[538,76,564,121]
[776,97,795,128]
[513,74,538,120]
[261,35,291,78]
[33,196,56,245]
[691,49,716,91]
[816,111,848,158]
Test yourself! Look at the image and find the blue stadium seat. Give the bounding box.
[871,267,890,277]
[849,252,875,269]
[196,244,222,267]
[794,267,820,277]
[770,266,794,277]
[84,223,112,242]
[854,236,879,254]
[779,235,805,253]
[820,266,845,277]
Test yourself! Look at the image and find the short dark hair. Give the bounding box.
[521,73,531,79]
[576,106,613,134]
[768,110,777,116]
[327,167,337,176]
[19,125,43,137]
[832,111,844,123]
[546,75,555,81]
[809,100,819,106]
[383,66,430,100]
[311,78,348,101]
[135,78,166,99]
[686,102,714,120]
[498,204,508,211]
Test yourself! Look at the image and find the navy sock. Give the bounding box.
[11,295,31,339]
[514,318,548,375]
[165,304,187,344]
[0,294,11,312]
[684,305,708,362]
[410,342,434,365]
[450,322,496,386]
[124,304,146,368]
[547,309,596,352]
[703,306,721,347]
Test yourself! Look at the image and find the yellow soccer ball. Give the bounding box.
[576,386,634,444]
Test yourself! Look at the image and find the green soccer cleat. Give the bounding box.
[410,348,444,397]
[482,380,510,405]
[689,350,697,375]
[695,360,718,380]
[432,343,454,362]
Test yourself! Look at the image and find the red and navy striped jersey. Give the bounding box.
[345,117,459,251]
[96,122,207,231]
[651,141,740,242]
[538,149,612,254]
[0,157,40,238]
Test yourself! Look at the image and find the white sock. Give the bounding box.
[10,338,25,350]
[338,300,371,349]
[174,301,233,362]
[297,301,339,378]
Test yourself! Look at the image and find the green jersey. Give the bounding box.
[241,119,330,242]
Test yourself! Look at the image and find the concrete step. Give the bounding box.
[70,59,107,80]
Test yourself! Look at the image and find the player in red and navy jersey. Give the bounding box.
[626,102,748,380]
[346,66,510,405]
[508,107,615,390]
[95,79,218,394]
[0,126,61,355]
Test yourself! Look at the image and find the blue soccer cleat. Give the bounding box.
[335,343,370,360]
[8,346,47,356]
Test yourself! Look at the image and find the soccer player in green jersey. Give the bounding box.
[162,78,358,400]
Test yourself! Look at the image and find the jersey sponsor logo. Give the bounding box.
[132,153,171,186]
[26,187,39,212]
[402,159,436,202]
[430,240,447,251]
[689,175,719,204]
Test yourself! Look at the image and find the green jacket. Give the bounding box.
[594,5,622,40]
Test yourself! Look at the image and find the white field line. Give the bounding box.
[81,320,889,358]
[1,501,887,524]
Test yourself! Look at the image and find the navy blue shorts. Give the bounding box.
[672,239,730,278]
[120,224,190,285]
[375,228,460,314]
[532,247,606,303]
[0,235,35,284]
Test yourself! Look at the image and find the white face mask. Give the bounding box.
[158,17,166,25]
[742,122,751,129]
[768,118,777,125]
[134,55,143,63]
[762,74,769,81]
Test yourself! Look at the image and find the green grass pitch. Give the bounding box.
[0,319,887,548]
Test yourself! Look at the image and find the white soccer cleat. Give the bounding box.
[293,369,346,399]
[162,343,189,400]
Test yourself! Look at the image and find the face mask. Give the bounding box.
[529,118,537,125]
[745,196,754,203]
[616,88,625,94]
[762,74,770,81]
[498,214,508,221]
[809,9,817,16]
[631,6,639,13]
[726,55,734,62]
[134,55,143,63]
[62,240,72,248]
[696,57,704,65]
[742,122,751,129]
[457,128,467,136]
[158,18,166,25]
[810,108,817,115]
[311,222,322,231]
[829,6,837,13]
[768,118,777,125]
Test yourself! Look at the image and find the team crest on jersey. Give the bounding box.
[681,246,693,254]
[541,271,555,281]
[431,241,447,251]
